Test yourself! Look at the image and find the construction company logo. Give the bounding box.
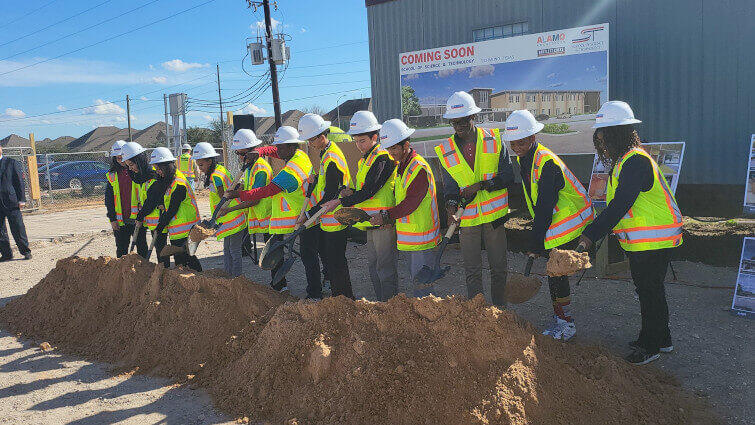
[571,25,606,52]
[536,32,566,46]
[451,104,465,109]
[506,126,519,131]
[572,26,605,43]
[537,47,565,57]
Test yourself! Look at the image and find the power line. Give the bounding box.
[295,41,368,53]
[0,0,59,30]
[0,0,216,77]
[0,0,114,48]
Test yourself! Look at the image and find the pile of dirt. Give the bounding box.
[0,256,717,425]
[505,273,542,304]
[546,249,592,276]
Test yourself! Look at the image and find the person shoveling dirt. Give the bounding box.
[546,248,591,276]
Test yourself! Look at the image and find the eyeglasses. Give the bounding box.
[449,118,472,127]
[234,150,249,156]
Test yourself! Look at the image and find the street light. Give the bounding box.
[336,94,346,130]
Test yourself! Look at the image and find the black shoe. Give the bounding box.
[629,338,674,353]
[0,255,12,262]
[271,279,287,292]
[23,253,32,260]
[625,347,660,365]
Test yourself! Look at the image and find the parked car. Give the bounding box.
[39,160,109,193]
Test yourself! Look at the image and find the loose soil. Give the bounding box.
[546,249,592,277]
[0,255,719,425]
[505,273,542,304]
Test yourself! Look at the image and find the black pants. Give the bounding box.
[0,207,30,257]
[152,230,170,268]
[546,239,579,309]
[170,237,202,272]
[115,222,134,258]
[301,226,353,299]
[626,248,673,353]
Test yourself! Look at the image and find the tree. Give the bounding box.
[187,120,222,146]
[401,86,422,118]
[302,104,327,116]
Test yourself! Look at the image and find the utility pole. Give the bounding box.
[181,94,188,149]
[217,63,229,167]
[163,94,170,148]
[126,95,132,142]
[263,0,282,128]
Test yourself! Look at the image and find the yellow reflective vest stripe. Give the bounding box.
[312,142,351,232]
[606,147,683,251]
[269,149,313,235]
[106,171,139,226]
[163,170,200,240]
[352,144,396,230]
[395,153,440,251]
[138,178,160,230]
[518,143,593,249]
[209,164,247,239]
[434,127,509,227]
[177,153,195,179]
[244,157,272,234]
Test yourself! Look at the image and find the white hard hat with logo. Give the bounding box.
[231,129,262,150]
[298,113,331,140]
[273,126,303,145]
[182,143,192,150]
[110,140,126,157]
[379,119,415,149]
[593,101,642,128]
[348,110,381,135]
[192,142,220,160]
[502,110,545,142]
[443,91,482,119]
[121,142,146,161]
[149,147,177,164]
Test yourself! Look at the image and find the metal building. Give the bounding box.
[365,0,754,213]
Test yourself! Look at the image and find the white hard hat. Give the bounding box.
[121,142,146,161]
[273,126,302,145]
[149,147,177,164]
[298,113,331,140]
[593,101,642,129]
[192,142,219,160]
[347,110,381,135]
[443,91,482,119]
[502,110,545,142]
[379,119,415,149]
[231,129,262,150]
[182,143,192,150]
[110,140,126,157]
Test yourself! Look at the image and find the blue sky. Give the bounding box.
[0,0,371,139]
[402,51,607,106]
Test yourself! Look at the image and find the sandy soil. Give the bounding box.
[0,231,752,424]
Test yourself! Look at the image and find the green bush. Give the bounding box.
[542,123,571,134]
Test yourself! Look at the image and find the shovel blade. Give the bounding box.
[159,245,186,258]
[413,265,450,286]
[259,242,284,270]
[271,257,296,287]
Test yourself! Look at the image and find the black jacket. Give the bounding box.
[0,156,26,211]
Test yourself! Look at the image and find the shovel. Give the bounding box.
[269,207,328,287]
[333,207,372,226]
[190,163,253,239]
[506,254,543,304]
[413,204,466,286]
[128,221,143,253]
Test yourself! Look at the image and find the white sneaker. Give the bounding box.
[322,279,331,295]
[542,316,576,341]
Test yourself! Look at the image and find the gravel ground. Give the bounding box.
[0,227,752,424]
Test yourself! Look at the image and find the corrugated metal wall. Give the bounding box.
[367,0,755,185]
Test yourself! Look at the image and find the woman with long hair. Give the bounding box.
[104,140,140,257]
[579,101,683,365]
[147,147,202,271]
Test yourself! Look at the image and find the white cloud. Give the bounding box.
[149,64,155,70]
[403,73,419,81]
[139,96,148,101]
[56,104,66,111]
[161,59,209,72]
[202,114,213,121]
[586,65,597,72]
[548,82,564,88]
[546,72,556,79]
[3,107,25,118]
[253,18,280,31]
[300,27,307,33]
[236,103,266,115]
[150,76,167,84]
[84,99,125,115]
[468,64,494,78]
[435,69,458,79]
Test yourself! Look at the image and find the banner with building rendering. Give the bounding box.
[399,24,609,155]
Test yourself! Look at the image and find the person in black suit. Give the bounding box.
[0,145,32,261]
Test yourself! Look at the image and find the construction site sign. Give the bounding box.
[744,134,755,215]
[399,23,609,155]
[733,237,755,314]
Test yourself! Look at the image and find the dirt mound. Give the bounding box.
[506,273,542,304]
[547,249,591,276]
[0,256,717,425]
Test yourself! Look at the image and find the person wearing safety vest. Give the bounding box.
[578,101,683,366]
[321,111,399,301]
[177,143,200,190]
[504,110,594,341]
[224,126,314,294]
[147,147,202,271]
[435,92,514,306]
[105,140,141,258]
[192,142,247,277]
[293,114,355,300]
[369,119,441,297]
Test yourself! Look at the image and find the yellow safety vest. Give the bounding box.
[434,127,509,227]
[163,170,200,240]
[518,143,594,249]
[177,153,195,179]
[312,142,351,232]
[105,171,139,226]
[395,153,440,251]
[269,149,313,235]
[138,178,161,231]
[351,144,396,230]
[209,164,247,239]
[244,157,272,234]
[606,147,683,251]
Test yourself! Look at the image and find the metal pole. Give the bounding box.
[126,95,132,142]
[163,93,170,147]
[181,93,188,148]
[263,0,282,128]
[216,63,230,167]
[44,153,53,202]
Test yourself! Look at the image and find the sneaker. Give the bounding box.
[322,279,332,295]
[0,255,12,262]
[278,286,290,293]
[625,347,660,365]
[23,253,32,260]
[542,316,576,341]
[629,339,674,353]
